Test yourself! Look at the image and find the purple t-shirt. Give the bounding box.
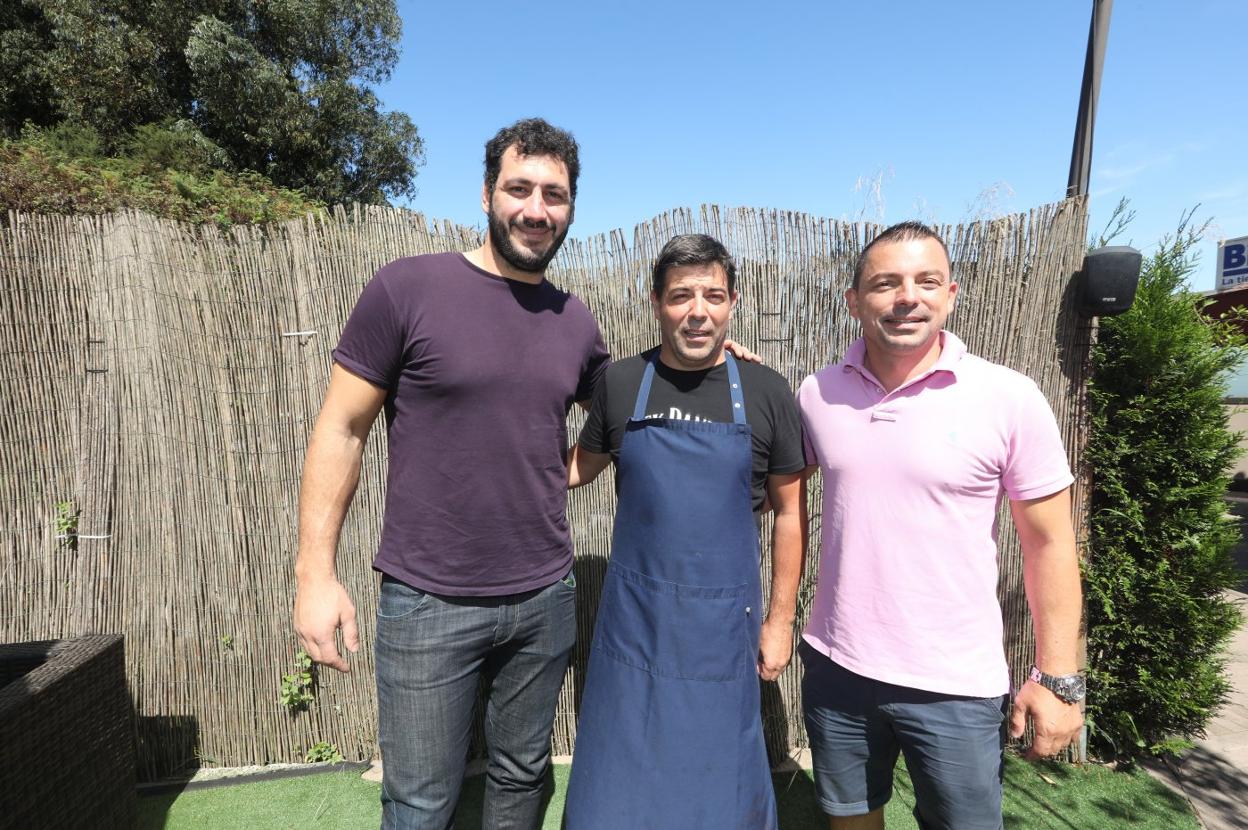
[333,252,610,596]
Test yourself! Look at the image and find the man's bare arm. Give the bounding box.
[294,364,387,673]
[567,443,612,489]
[1008,487,1084,758]
[758,472,807,681]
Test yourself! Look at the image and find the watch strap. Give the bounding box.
[1027,665,1085,703]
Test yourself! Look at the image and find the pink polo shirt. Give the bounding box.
[797,331,1073,698]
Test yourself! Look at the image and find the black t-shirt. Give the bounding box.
[578,347,805,513]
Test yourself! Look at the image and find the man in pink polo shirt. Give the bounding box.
[797,221,1084,830]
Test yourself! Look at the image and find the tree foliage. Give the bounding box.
[0,0,422,205]
[1,123,322,226]
[1084,211,1246,759]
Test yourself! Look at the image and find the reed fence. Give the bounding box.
[0,200,1089,779]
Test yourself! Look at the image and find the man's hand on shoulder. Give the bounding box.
[293,572,360,673]
[723,339,763,364]
[1010,679,1083,760]
[757,618,793,681]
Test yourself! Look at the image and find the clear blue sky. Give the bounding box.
[380,0,1244,289]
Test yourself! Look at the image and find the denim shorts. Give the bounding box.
[799,641,1008,830]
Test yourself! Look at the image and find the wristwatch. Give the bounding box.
[1028,665,1086,704]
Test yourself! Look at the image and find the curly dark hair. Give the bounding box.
[484,118,581,202]
[852,221,950,289]
[651,234,738,297]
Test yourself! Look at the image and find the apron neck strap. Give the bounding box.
[632,352,748,425]
[632,354,660,421]
[724,353,747,424]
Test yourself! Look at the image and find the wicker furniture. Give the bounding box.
[0,635,136,829]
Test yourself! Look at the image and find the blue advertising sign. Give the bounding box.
[1219,236,1248,291]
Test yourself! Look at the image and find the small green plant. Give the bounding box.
[304,741,344,764]
[219,634,234,651]
[54,500,78,549]
[280,649,315,712]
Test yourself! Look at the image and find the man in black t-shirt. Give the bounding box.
[572,232,806,633]
[578,346,804,515]
[564,234,806,827]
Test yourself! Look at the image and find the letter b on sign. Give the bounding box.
[1227,244,1247,272]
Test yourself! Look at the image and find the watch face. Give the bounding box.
[1058,675,1086,701]
[1028,666,1086,701]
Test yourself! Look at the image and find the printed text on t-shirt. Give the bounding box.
[646,406,712,422]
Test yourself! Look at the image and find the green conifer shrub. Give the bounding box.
[1084,215,1246,759]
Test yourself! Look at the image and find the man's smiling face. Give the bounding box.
[846,236,957,357]
[483,145,573,274]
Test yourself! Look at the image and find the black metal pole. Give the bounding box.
[1067,0,1114,198]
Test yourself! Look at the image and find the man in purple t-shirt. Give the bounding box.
[293,118,609,829]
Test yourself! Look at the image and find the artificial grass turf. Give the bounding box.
[137,756,1198,829]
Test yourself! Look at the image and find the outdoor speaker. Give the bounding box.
[1078,245,1142,317]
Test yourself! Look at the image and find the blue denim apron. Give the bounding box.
[565,353,776,829]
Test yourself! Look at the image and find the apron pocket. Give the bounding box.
[596,563,750,682]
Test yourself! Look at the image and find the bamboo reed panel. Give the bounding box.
[0,200,1089,778]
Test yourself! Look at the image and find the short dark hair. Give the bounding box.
[484,118,581,202]
[651,234,738,297]
[852,221,951,289]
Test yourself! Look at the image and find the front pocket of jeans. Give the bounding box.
[376,577,429,620]
[975,693,1009,723]
[597,564,749,682]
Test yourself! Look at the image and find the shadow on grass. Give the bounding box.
[132,715,200,830]
[136,791,180,829]
[772,769,824,828]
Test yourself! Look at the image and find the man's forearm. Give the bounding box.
[296,424,367,581]
[1023,539,1082,675]
[755,480,806,681]
[567,443,611,489]
[765,505,806,626]
[1014,490,1082,675]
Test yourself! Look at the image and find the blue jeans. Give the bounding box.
[800,641,1008,830]
[374,573,576,830]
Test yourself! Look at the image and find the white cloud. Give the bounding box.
[1090,183,1124,199]
[1096,153,1174,182]
[1196,180,1248,203]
